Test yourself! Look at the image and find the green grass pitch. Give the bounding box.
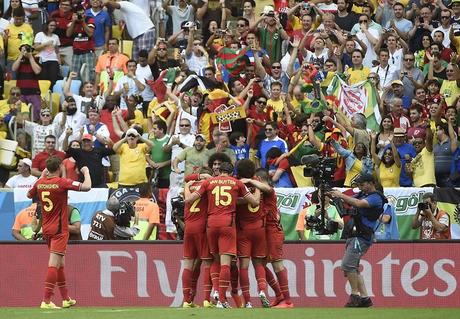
[1,308,459,319]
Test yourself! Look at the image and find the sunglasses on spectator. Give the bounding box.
[272,65,281,69]
[441,16,450,20]
[257,100,267,104]
[41,113,51,117]
[404,58,414,61]
[180,124,190,127]
[157,47,167,51]
[265,128,274,131]
[127,134,137,138]
[11,92,21,96]
[359,20,368,23]
[412,141,424,145]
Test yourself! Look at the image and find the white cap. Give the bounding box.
[263,5,275,15]
[21,158,32,167]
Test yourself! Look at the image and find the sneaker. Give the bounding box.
[270,296,284,307]
[358,297,373,308]
[40,301,61,310]
[182,301,193,308]
[203,300,215,308]
[62,298,76,308]
[190,302,200,308]
[244,302,253,308]
[216,301,231,309]
[272,300,294,308]
[231,293,243,308]
[212,290,219,302]
[344,294,361,307]
[259,291,270,308]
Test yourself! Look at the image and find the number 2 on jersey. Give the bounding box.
[211,186,232,206]
[41,191,54,212]
[190,198,201,213]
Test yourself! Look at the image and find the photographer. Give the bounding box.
[88,197,139,240]
[411,192,451,240]
[296,190,343,240]
[328,173,386,308]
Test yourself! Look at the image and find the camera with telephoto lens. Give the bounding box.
[115,201,135,227]
[171,196,185,239]
[306,205,339,235]
[301,154,336,188]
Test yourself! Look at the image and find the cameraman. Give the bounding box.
[88,197,139,240]
[411,192,451,240]
[328,173,386,308]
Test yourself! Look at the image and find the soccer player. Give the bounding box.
[185,162,260,308]
[182,166,214,308]
[28,156,91,309]
[236,159,269,308]
[245,168,294,308]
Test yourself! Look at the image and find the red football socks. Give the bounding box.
[254,263,267,292]
[265,266,283,298]
[239,268,250,303]
[57,267,69,301]
[203,265,212,302]
[210,261,220,292]
[43,266,58,303]
[218,265,231,302]
[181,268,193,303]
[230,263,239,294]
[276,268,291,303]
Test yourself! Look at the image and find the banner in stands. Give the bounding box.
[0,242,459,307]
[2,187,457,240]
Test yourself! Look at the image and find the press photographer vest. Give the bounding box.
[342,191,387,242]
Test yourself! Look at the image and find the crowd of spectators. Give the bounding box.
[1,0,460,240]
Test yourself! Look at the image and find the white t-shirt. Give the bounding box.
[355,28,380,68]
[136,64,155,102]
[371,64,399,88]
[388,48,404,71]
[115,76,142,109]
[174,108,197,134]
[304,48,329,66]
[72,94,105,114]
[432,26,451,48]
[34,32,60,62]
[168,133,195,171]
[53,111,88,150]
[24,121,60,158]
[5,174,37,189]
[168,5,195,34]
[185,53,208,75]
[118,1,154,39]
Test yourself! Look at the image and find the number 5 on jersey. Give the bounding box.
[41,191,54,212]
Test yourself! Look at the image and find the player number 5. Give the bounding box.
[41,191,54,212]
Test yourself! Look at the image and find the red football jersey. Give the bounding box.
[195,176,250,228]
[263,187,282,231]
[185,180,208,233]
[28,177,82,236]
[236,185,265,230]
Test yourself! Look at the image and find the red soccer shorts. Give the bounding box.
[45,232,69,255]
[207,226,237,256]
[237,227,267,258]
[183,230,211,260]
[266,228,284,261]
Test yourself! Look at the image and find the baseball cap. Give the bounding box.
[263,5,275,15]
[354,173,375,184]
[393,127,406,136]
[195,134,206,141]
[88,106,99,114]
[391,80,403,86]
[21,158,32,167]
[65,96,76,103]
[40,108,51,115]
[82,133,93,141]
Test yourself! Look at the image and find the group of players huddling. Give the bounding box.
[182,153,293,309]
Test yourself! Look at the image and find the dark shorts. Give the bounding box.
[237,227,267,258]
[341,237,371,273]
[207,226,237,256]
[45,232,69,255]
[183,230,211,260]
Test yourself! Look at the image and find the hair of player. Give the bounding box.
[45,156,62,173]
[207,152,232,168]
[200,166,214,175]
[254,168,273,186]
[236,159,256,178]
